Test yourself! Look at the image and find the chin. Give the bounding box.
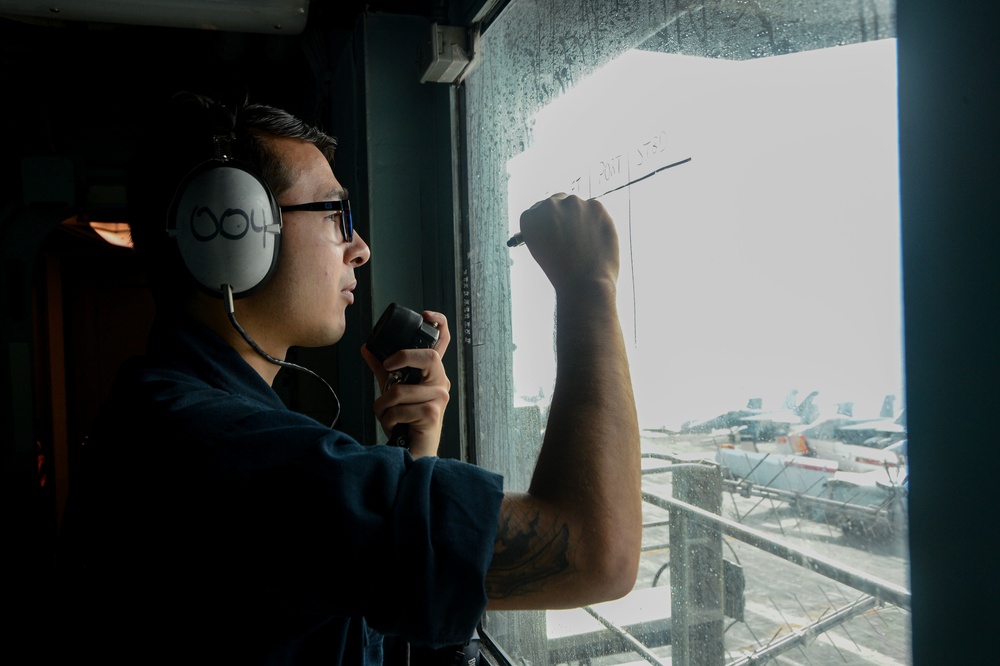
[322,321,347,346]
[293,320,346,348]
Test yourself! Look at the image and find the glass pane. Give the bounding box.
[464,1,907,664]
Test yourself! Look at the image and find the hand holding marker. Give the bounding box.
[505,157,691,248]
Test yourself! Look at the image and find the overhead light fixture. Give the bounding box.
[0,1,310,34]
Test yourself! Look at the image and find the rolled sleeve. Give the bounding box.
[366,456,504,646]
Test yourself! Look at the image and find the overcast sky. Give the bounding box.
[507,41,903,430]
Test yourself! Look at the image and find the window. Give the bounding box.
[464,0,907,663]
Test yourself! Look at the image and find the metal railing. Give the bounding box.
[557,454,911,666]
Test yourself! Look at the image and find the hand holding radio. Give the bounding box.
[362,304,451,456]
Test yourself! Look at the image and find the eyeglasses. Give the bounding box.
[279,200,353,243]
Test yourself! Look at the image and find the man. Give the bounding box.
[57,93,640,665]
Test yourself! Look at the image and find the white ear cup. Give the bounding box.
[168,160,282,298]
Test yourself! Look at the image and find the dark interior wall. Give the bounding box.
[898,1,1000,663]
[360,12,466,457]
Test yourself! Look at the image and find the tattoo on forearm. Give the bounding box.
[487,509,570,599]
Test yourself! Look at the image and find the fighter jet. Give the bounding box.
[680,389,820,441]
[739,389,821,441]
[679,397,765,434]
[780,394,907,473]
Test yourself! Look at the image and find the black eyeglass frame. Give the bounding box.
[279,200,353,242]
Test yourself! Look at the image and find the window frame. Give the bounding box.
[449,2,942,665]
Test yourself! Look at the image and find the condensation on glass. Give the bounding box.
[464,1,907,664]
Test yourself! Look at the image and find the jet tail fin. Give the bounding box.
[880,394,897,418]
[797,391,820,423]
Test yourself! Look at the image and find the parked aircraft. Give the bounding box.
[717,394,908,541]
[740,390,820,440]
[717,443,907,540]
[678,397,765,434]
[778,394,907,473]
[784,394,898,440]
[680,389,820,441]
[838,403,907,446]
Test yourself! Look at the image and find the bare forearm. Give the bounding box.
[536,282,639,484]
[487,282,641,609]
[536,282,641,564]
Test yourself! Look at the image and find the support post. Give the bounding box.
[670,463,724,665]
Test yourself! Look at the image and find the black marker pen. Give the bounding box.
[506,232,525,247]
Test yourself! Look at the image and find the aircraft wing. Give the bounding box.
[839,419,906,433]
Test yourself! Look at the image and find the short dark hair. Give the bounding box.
[126,92,338,312]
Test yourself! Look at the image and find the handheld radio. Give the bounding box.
[365,303,440,448]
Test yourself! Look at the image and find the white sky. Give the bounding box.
[507,40,904,430]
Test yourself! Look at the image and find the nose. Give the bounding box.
[348,232,371,267]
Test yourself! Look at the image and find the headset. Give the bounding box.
[162,96,340,426]
[165,100,283,299]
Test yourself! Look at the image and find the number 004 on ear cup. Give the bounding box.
[167,160,282,298]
